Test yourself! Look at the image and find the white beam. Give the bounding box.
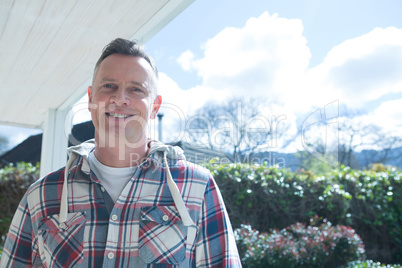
[40,108,72,177]
[133,0,195,43]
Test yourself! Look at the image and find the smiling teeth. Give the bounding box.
[109,113,130,118]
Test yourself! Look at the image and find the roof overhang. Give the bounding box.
[0,0,194,129]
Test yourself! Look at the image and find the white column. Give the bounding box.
[40,108,72,177]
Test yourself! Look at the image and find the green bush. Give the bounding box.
[347,260,402,268]
[206,160,402,264]
[0,162,39,250]
[1,160,401,265]
[325,166,402,263]
[235,218,365,268]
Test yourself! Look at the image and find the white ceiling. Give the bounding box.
[0,0,193,129]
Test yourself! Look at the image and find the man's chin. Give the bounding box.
[96,130,147,147]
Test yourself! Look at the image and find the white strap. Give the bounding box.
[59,155,75,225]
[163,152,194,227]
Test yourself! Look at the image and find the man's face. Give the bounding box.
[88,54,161,147]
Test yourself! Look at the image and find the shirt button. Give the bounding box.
[59,222,66,229]
[162,215,169,221]
[100,186,105,192]
[107,252,114,259]
[111,214,118,221]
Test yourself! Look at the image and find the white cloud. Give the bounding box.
[373,98,402,121]
[310,27,402,107]
[157,73,230,142]
[176,50,195,71]
[161,14,402,149]
[368,98,402,133]
[324,27,402,67]
[158,72,227,115]
[177,12,311,99]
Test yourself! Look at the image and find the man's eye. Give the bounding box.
[104,84,115,89]
[131,87,143,93]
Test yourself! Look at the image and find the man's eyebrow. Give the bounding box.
[128,81,146,87]
[99,78,146,88]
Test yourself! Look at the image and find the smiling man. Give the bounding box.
[89,51,162,167]
[0,38,241,267]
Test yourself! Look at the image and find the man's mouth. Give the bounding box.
[106,112,133,119]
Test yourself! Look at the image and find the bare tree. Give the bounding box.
[293,103,402,170]
[337,120,402,168]
[337,121,377,168]
[358,130,402,168]
[185,97,288,162]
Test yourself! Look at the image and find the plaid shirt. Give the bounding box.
[1,143,241,267]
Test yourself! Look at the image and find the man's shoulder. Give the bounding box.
[43,166,66,180]
[177,159,212,181]
[20,167,67,218]
[27,166,66,193]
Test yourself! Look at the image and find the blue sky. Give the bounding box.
[143,0,402,152]
[146,0,402,88]
[1,0,402,153]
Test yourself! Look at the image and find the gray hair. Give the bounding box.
[93,38,158,99]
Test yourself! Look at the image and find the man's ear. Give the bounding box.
[88,86,92,112]
[150,95,162,119]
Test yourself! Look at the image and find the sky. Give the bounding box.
[1,0,402,155]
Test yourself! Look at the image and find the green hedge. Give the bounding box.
[0,162,39,249]
[0,161,401,266]
[206,160,401,265]
[347,260,402,268]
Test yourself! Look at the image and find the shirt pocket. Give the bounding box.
[36,211,86,268]
[138,206,187,265]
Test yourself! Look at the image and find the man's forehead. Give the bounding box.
[96,55,151,77]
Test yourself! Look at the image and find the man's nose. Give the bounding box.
[111,89,130,106]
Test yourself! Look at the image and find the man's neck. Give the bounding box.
[94,136,149,168]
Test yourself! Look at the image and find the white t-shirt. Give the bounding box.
[88,151,137,203]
